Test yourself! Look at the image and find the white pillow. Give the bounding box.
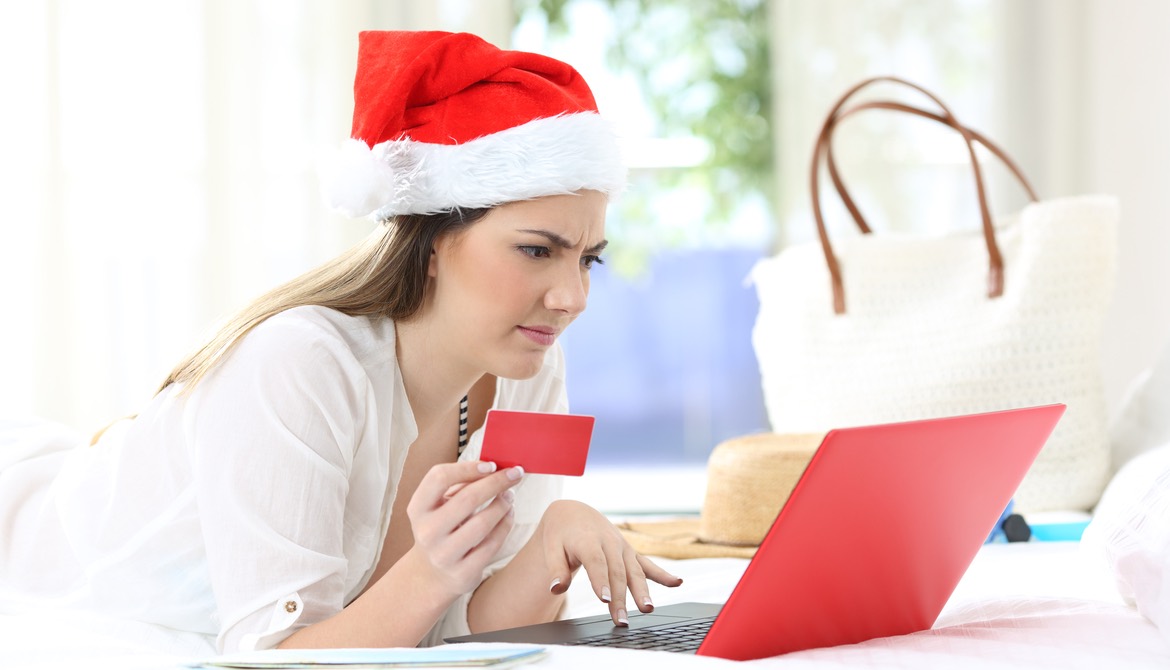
[1109,340,1170,472]
[1083,443,1170,645]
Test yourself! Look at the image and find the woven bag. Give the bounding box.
[751,77,1117,512]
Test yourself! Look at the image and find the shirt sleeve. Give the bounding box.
[418,343,569,645]
[184,312,371,652]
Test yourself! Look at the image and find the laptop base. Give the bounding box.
[446,602,721,649]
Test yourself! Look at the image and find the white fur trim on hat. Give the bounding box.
[322,113,626,220]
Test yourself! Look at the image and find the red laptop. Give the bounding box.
[447,404,1065,660]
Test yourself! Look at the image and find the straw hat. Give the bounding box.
[618,432,825,559]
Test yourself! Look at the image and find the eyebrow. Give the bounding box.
[518,229,609,254]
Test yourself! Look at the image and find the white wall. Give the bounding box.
[997,0,1170,410]
[1083,0,1170,409]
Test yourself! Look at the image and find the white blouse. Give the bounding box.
[0,306,567,652]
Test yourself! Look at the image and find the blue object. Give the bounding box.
[985,500,1015,543]
[1029,520,1090,542]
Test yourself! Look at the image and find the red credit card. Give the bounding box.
[479,409,595,476]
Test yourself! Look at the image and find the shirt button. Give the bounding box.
[284,601,298,613]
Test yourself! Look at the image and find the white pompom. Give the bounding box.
[319,138,407,219]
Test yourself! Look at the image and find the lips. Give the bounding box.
[517,325,558,346]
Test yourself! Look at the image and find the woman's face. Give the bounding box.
[427,190,609,380]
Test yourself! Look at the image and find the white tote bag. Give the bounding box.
[751,78,1117,512]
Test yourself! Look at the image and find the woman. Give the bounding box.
[0,31,681,652]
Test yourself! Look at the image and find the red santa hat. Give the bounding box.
[323,31,627,220]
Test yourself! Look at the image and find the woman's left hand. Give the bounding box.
[537,499,683,626]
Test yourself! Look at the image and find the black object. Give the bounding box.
[1002,513,1032,542]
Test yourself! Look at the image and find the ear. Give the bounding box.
[428,233,449,279]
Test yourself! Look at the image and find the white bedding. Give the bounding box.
[3,541,1167,669]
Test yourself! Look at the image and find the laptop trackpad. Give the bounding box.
[570,610,692,634]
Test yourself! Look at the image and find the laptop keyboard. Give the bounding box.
[565,616,717,653]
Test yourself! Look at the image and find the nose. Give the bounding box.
[545,262,588,316]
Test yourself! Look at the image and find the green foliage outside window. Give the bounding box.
[514,0,774,271]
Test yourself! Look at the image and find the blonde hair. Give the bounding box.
[159,208,490,394]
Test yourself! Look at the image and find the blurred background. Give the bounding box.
[2,0,1168,512]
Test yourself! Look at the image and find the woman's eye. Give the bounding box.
[581,255,605,270]
[518,245,551,259]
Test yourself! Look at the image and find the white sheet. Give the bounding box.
[3,541,1167,669]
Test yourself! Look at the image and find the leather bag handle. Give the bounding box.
[825,101,1039,235]
[809,77,1036,314]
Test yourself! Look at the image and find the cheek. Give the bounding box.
[476,254,527,293]
[457,250,538,312]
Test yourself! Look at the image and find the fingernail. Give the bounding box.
[500,489,515,503]
[477,461,496,474]
[600,586,611,603]
[506,466,524,481]
[549,578,561,593]
[617,609,628,625]
[643,596,653,608]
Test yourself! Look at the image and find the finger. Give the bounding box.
[428,501,513,591]
[637,553,684,588]
[442,482,468,499]
[443,490,515,561]
[602,539,630,626]
[422,493,511,568]
[576,546,614,609]
[413,464,520,536]
[411,461,498,515]
[543,526,575,596]
[622,546,654,613]
[462,501,515,564]
[430,466,524,532]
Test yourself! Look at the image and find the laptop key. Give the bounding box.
[569,617,715,652]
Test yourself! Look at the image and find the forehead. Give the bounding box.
[479,191,608,238]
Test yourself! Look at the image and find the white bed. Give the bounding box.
[2,534,1167,669]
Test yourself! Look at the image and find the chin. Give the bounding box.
[492,351,548,381]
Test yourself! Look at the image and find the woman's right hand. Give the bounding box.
[405,460,525,598]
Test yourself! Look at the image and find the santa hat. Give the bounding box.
[323,31,627,220]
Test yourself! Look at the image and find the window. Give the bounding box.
[514,1,773,511]
[0,2,372,431]
[514,0,1016,512]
